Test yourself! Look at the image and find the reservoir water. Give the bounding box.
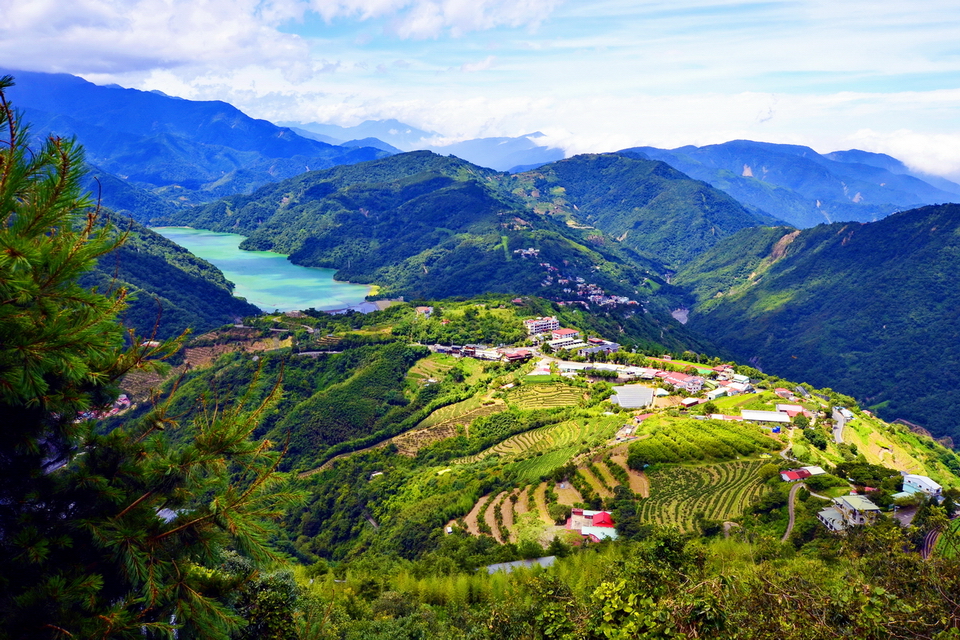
[153,227,371,313]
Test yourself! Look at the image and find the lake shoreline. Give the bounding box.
[152,227,372,313]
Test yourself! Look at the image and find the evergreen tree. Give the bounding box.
[0,76,298,639]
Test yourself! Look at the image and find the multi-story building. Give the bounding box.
[523,316,560,335]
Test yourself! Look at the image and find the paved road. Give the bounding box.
[782,482,804,542]
[782,483,832,543]
[922,529,941,559]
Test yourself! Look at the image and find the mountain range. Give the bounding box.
[674,203,960,441]
[623,141,960,229]
[8,67,960,442]
[1,69,390,211]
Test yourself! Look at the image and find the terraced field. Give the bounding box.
[580,466,613,499]
[636,460,766,532]
[417,395,492,430]
[609,454,649,497]
[457,415,621,466]
[394,398,504,455]
[508,448,577,483]
[507,383,584,410]
[406,355,456,383]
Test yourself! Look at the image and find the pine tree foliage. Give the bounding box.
[0,76,300,640]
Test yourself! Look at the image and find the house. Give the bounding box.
[817,495,881,532]
[720,381,752,395]
[548,337,586,351]
[801,466,826,476]
[732,374,750,384]
[658,371,704,393]
[568,509,619,542]
[611,385,655,409]
[523,316,560,335]
[832,407,855,422]
[741,410,791,424]
[680,397,701,408]
[902,474,943,498]
[552,327,581,341]
[415,306,434,318]
[776,404,813,419]
[705,387,728,401]
[500,348,533,363]
[581,341,620,356]
[781,469,812,482]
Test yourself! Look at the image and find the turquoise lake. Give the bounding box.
[153,227,371,313]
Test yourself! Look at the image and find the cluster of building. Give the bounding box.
[433,344,533,363]
[522,317,621,355]
[76,393,131,422]
[780,466,827,482]
[807,471,943,533]
[525,260,640,308]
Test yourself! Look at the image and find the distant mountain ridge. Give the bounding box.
[2,69,391,212]
[622,140,960,228]
[283,119,564,171]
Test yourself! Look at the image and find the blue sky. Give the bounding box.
[3,0,960,177]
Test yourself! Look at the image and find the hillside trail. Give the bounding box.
[922,529,941,559]
[782,482,831,542]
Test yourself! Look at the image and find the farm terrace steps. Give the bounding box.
[533,482,552,524]
[579,466,614,499]
[636,460,765,532]
[609,453,650,497]
[464,493,489,535]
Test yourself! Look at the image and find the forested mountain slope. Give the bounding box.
[505,153,774,267]
[674,203,960,441]
[624,140,959,229]
[81,217,260,338]
[2,69,391,210]
[157,152,680,303]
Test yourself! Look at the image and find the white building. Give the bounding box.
[902,474,943,498]
[817,495,881,532]
[523,316,560,335]
[741,410,791,424]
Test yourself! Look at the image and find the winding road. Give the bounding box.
[922,529,941,559]
[782,482,832,542]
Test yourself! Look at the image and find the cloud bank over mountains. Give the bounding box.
[2,0,960,180]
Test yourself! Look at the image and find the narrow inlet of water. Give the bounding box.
[152,227,371,313]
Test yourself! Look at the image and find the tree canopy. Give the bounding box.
[0,75,297,640]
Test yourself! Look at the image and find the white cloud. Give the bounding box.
[0,0,310,78]
[303,0,563,38]
[460,55,495,72]
[847,129,960,182]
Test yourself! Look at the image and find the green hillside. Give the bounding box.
[675,203,960,442]
[80,216,260,338]
[157,151,680,304]
[503,153,771,267]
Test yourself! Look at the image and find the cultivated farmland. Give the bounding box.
[456,414,621,467]
[506,382,584,410]
[636,460,767,532]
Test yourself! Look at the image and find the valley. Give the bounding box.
[7,69,960,640]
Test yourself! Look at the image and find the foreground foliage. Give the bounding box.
[0,77,297,640]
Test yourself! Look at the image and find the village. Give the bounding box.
[426,315,953,539]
